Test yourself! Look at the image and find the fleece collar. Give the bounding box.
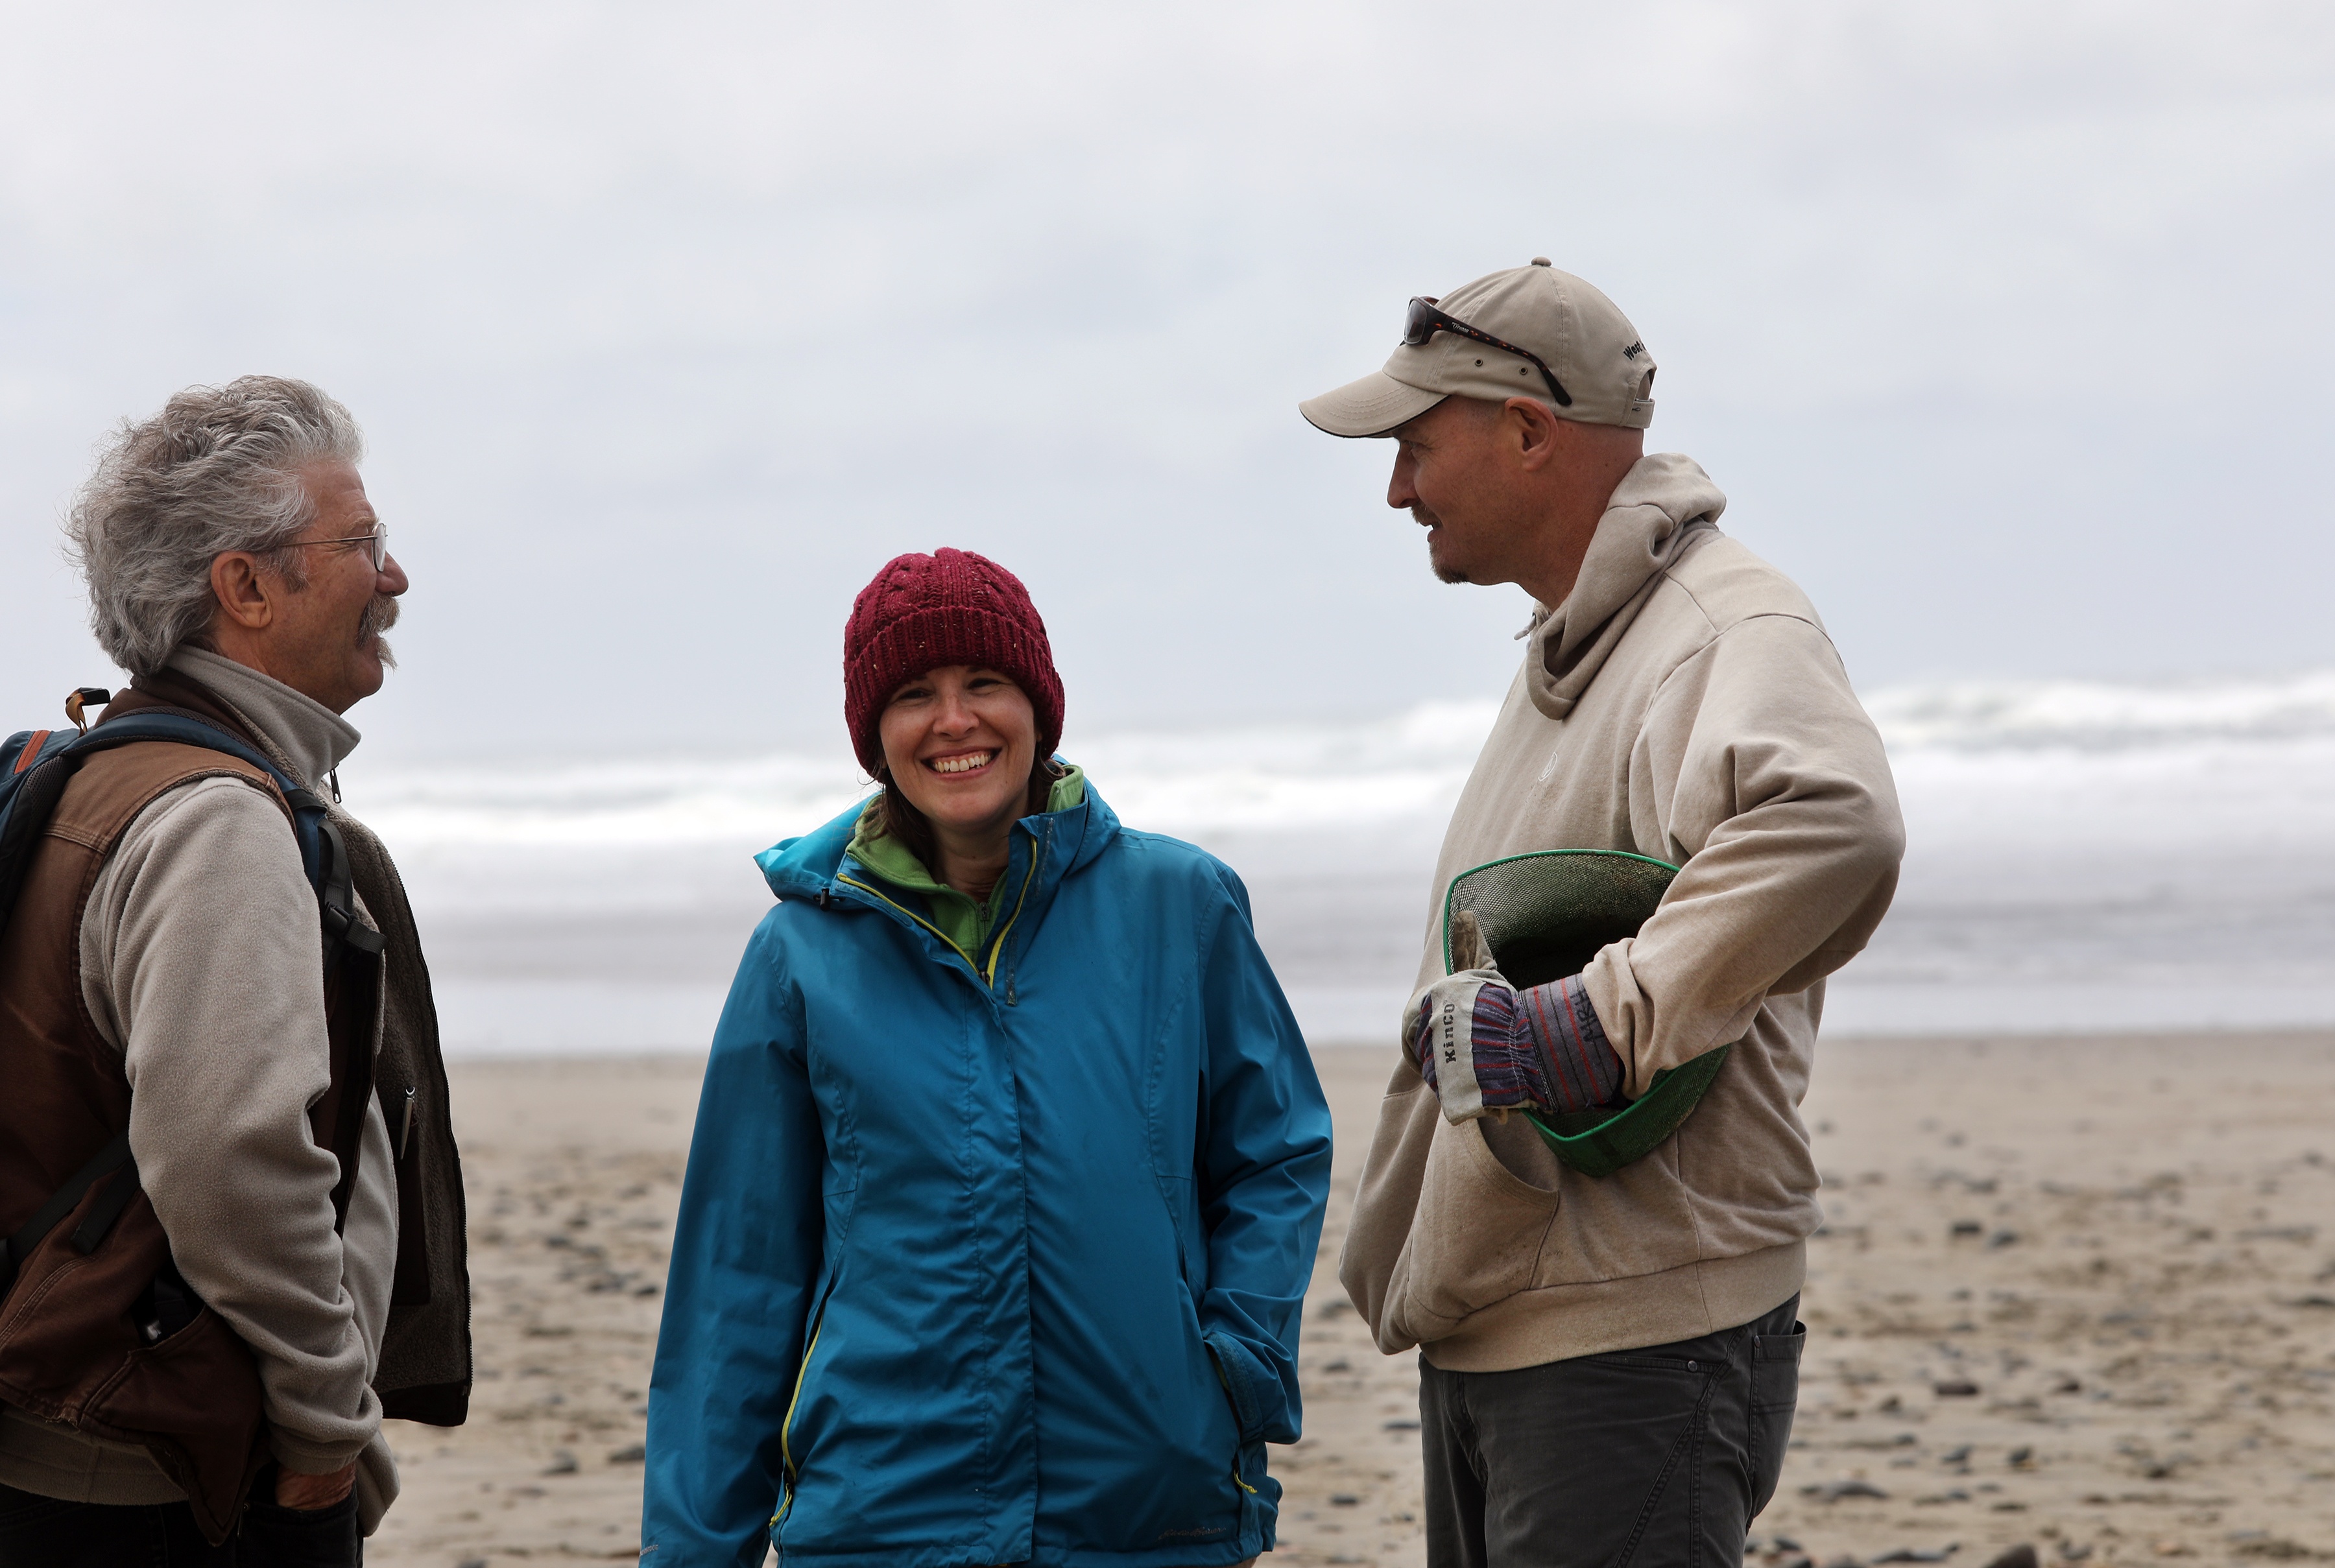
[166,646,363,789]
[757,764,1114,909]
[1522,453,1727,722]
[841,766,1088,955]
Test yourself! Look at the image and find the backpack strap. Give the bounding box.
[285,786,385,963]
[0,1132,132,1297]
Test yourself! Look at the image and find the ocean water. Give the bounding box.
[349,672,2335,1056]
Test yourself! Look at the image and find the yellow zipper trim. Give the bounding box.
[774,1300,830,1522]
[981,849,1041,986]
[835,875,978,971]
[835,838,1042,992]
[1233,1466,1258,1495]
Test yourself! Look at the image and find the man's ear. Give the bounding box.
[209,552,276,632]
[1505,397,1561,471]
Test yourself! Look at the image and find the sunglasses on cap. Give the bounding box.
[1402,297,1573,409]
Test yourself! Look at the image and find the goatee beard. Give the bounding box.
[1415,505,1469,584]
[359,594,400,671]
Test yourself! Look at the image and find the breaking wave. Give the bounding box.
[347,671,2335,1050]
[351,669,2335,851]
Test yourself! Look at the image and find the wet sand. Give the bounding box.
[368,1034,2335,1567]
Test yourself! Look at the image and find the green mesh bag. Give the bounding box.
[1440,849,1730,1179]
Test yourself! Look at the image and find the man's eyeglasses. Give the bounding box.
[1402,297,1573,409]
[290,526,390,573]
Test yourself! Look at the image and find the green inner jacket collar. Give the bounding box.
[846,765,1086,958]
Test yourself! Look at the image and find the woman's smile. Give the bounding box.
[925,749,996,776]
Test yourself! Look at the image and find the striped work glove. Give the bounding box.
[1409,970,1625,1125]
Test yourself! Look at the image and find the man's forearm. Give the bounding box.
[90,779,385,1469]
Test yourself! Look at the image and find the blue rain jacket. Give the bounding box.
[643,779,1333,1568]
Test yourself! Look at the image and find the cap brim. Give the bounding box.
[1298,370,1447,438]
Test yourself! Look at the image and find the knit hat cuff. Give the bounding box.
[848,606,1064,772]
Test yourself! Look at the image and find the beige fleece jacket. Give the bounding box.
[1339,453,1904,1373]
[0,648,401,1530]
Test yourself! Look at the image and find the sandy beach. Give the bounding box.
[365,1034,2335,1568]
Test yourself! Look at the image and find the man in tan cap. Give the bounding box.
[1306,262,1905,1564]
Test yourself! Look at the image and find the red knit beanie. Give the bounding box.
[843,548,1066,774]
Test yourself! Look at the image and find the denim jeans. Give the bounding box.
[0,1465,360,1567]
[1418,1295,1804,1568]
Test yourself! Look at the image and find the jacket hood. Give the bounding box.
[1525,452,1727,722]
[754,770,1121,904]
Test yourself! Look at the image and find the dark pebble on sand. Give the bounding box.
[1802,1478,1889,1501]
[1934,1379,1981,1397]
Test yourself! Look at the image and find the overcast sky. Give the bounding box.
[4,1,2330,762]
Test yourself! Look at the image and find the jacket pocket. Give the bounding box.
[776,1277,841,1524]
[83,1306,268,1543]
[1385,1118,1560,1346]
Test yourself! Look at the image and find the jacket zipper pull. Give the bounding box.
[1005,975,1016,1006]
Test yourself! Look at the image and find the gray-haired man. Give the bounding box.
[1306,263,1904,1564]
[0,377,469,1563]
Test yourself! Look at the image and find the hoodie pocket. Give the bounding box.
[1386,1117,1560,1344]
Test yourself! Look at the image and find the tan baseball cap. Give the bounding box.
[1300,259,1657,437]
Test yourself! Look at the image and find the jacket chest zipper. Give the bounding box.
[832,823,1048,999]
[981,846,1041,997]
[992,825,1053,1007]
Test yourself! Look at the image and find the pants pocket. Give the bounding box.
[242,1465,363,1567]
[1747,1320,1805,1517]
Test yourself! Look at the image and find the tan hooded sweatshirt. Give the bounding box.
[1339,453,1904,1372]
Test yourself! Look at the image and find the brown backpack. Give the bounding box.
[0,693,382,1544]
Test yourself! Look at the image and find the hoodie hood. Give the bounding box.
[1524,452,1727,722]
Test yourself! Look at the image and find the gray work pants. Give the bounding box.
[1418,1296,1803,1568]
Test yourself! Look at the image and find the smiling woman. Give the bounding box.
[852,549,1073,942]
[643,547,1330,1568]
[874,663,1052,899]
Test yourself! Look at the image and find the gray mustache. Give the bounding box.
[359,594,399,669]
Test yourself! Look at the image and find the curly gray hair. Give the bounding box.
[65,376,365,678]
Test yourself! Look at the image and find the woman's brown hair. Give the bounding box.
[871,757,1067,872]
